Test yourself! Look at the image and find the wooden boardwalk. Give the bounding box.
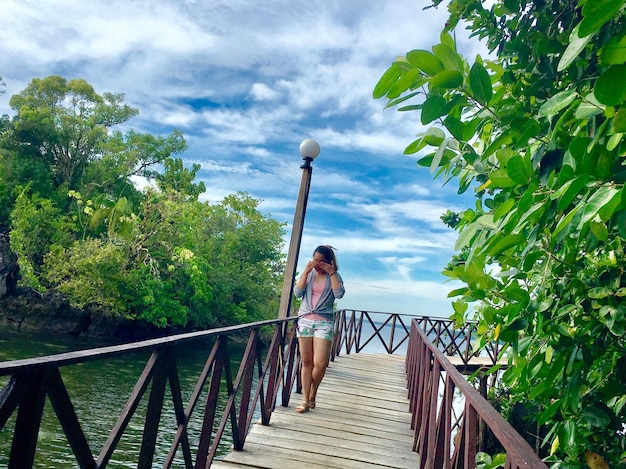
[212,353,417,468]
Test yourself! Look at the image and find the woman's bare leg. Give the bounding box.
[297,337,314,411]
[309,337,332,405]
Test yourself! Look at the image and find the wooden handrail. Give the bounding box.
[407,319,547,468]
[331,310,504,369]
[1,310,540,468]
[0,318,300,468]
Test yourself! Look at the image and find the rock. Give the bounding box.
[0,227,19,297]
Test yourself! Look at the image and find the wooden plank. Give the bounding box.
[215,353,419,468]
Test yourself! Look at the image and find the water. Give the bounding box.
[0,329,247,468]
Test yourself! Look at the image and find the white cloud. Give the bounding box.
[250,83,280,101]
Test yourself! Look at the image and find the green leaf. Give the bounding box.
[578,186,620,228]
[538,89,578,117]
[431,138,449,173]
[443,115,465,141]
[589,287,613,299]
[552,205,583,241]
[556,174,589,211]
[406,49,444,76]
[507,155,530,184]
[589,221,608,241]
[493,198,516,222]
[469,61,493,106]
[488,233,526,257]
[601,33,626,65]
[597,187,622,220]
[432,43,462,71]
[489,168,517,188]
[397,104,422,112]
[529,378,552,399]
[579,0,625,37]
[448,287,469,297]
[405,127,445,154]
[513,202,545,233]
[373,63,401,99]
[440,31,455,50]
[538,399,562,425]
[614,107,626,132]
[428,70,463,90]
[594,64,626,106]
[607,132,623,150]
[517,119,542,145]
[574,92,604,119]
[404,138,426,155]
[386,68,422,99]
[421,95,448,124]
[558,23,592,72]
[582,406,611,427]
[477,214,497,230]
[455,220,479,250]
[385,90,421,110]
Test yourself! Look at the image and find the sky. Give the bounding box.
[0,0,488,318]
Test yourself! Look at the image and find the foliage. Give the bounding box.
[43,239,129,313]
[1,76,286,330]
[476,452,505,469]
[9,190,74,289]
[155,157,206,201]
[7,76,138,188]
[374,0,626,466]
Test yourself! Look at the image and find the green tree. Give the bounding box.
[2,76,187,284]
[7,76,138,189]
[44,189,285,329]
[199,193,286,325]
[10,189,74,289]
[3,76,285,331]
[155,157,206,201]
[375,0,626,466]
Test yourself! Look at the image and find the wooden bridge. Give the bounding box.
[214,353,415,468]
[0,310,547,468]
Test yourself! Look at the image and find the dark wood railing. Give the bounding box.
[1,310,545,468]
[332,309,504,368]
[0,318,300,468]
[407,319,547,468]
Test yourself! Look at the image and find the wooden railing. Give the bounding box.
[1,310,544,468]
[0,318,300,468]
[332,309,504,368]
[407,319,548,468]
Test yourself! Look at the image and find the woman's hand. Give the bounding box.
[318,260,336,275]
[304,259,317,273]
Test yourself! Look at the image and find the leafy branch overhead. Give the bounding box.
[375,0,625,466]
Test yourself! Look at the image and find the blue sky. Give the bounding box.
[0,0,486,317]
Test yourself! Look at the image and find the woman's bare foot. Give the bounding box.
[295,402,310,413]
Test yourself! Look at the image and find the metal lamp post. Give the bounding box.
[277,139,320,319]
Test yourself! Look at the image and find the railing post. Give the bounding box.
[138,348,170,469]
[9,371,47,469]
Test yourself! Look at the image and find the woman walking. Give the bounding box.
[293,245,345,413]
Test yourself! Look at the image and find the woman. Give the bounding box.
[293,245,345,413]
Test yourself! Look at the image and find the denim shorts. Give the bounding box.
[296,317,334,341]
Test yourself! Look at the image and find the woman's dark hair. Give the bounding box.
[314,245,338,271]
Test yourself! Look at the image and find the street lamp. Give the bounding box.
[277,139,320,319]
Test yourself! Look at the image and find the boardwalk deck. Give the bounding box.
[212,353,417,469]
